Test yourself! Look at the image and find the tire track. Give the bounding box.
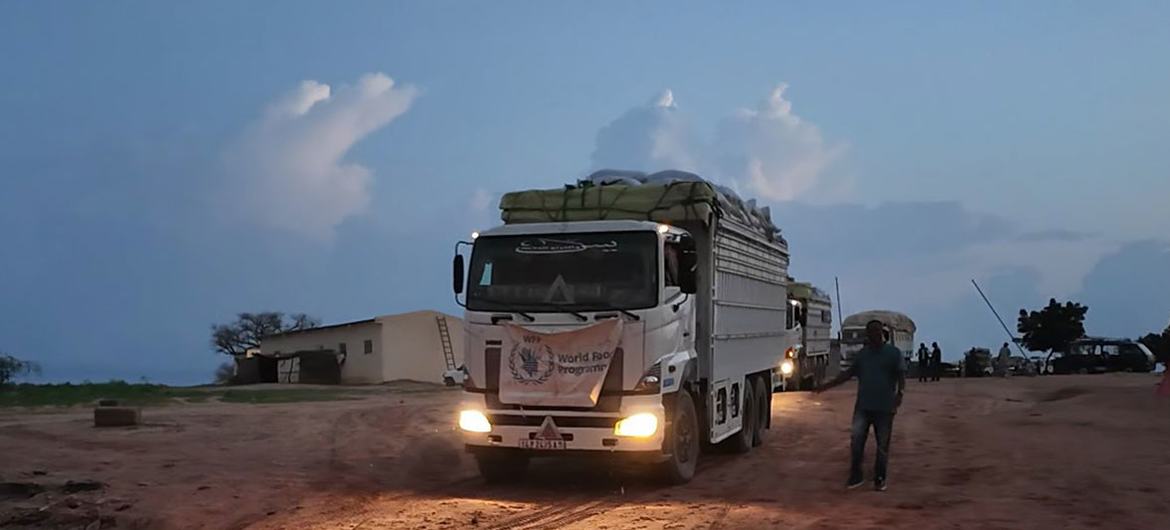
[521,500,616,530]
[480,496,636,530]
[479,452,755,530]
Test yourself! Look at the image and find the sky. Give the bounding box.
[2,1,1169,384]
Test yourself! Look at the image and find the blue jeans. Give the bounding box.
[850,409,894,482]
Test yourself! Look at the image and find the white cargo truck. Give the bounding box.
[780,282,834,391]
[452,170,801,484]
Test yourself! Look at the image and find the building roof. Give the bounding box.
[262,309,460,339]
[263,318,377,339]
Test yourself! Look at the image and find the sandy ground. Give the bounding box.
[2,374,1168,530]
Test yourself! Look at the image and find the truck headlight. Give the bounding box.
[459,410,492,433]
[780,360,795,376]
[614,413,658,437]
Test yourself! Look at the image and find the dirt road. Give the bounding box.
[3,375,1168,529]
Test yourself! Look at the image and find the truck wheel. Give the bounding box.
[474,450,528,484]
[752,376,770,447]
[722,379,755,454]
[661,390,700,484]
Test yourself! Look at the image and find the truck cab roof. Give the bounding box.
[478,220,675,238]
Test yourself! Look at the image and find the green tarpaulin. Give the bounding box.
[499,180,718,226]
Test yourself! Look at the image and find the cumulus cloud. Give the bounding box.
[1015,228,1090,243]
[589,90,698,172]
[465,187,499,234]
[224,73,418,238]
[715,84,847,201]
[589,84,844,201]
[1078,240,1170,336]
[469,188,493,213]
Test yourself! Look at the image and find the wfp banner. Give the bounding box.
[499,319,624,407]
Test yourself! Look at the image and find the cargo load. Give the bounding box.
[499,169,784,242]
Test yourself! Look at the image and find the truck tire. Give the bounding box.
[474,450,528,484]
[752,376,770,447]
[661,390,700,484]
[722,379,755,454]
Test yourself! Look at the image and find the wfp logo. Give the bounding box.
[508,341,555,385]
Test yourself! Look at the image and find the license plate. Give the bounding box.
[519,439,566,450]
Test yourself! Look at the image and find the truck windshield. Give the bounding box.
[842,329,865,343]
[467,232,658,312]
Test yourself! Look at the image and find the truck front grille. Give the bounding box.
[487,414,618,429]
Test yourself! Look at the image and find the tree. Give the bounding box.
[0,354,41,385]
[210,312,320,357]
[1138,323,1170,364]
[1017,298,1088,353]
[213,361,236,385]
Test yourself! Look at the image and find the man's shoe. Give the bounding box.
[874,478,887,492]
[847,476,865,490]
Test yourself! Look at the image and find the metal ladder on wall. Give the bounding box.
[436,315,457,371]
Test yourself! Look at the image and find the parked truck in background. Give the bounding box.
[779,281,833,391]
[840,310,916,370]
[452,170,801,484]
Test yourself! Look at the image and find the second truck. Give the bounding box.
[779,281,834,391]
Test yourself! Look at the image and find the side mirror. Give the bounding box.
[679,252,697,294]
[678,234,698,295]
[452,254,465,295]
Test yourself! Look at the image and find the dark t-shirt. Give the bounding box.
[852,344,906,412]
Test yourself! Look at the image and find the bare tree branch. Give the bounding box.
[209,312,320,357]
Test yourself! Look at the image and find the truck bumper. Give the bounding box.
[462,425,667,461]
[465,444,670,464]
[459,395,666,457]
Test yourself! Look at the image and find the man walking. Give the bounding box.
[930,342,943,381]
[816,320,906,491]
[917,343,929,383]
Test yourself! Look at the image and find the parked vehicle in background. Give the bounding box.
[1029,355,1053,375]
[939,361,961,378]
[780,281,833,391]
[840,310,916,371]
[963,348,993,377]
[1052,337,1156,375]
[1050,350,1106,375]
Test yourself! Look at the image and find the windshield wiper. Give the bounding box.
[544,303,588,322]
[619,309,641,321]
[480,301,535,322]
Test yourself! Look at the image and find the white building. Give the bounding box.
[260,310,464,385]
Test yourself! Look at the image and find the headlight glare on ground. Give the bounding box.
[459,409,492,433]
[614,412,658,437]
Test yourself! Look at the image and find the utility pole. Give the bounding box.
[971,279,1027,357]
[834,276,844,339]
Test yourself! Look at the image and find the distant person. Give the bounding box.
[1157,363,1170,397]
[917,343,929,383]
[815,320,906,492]
[997,343,1012,377]
[930,342,943,382]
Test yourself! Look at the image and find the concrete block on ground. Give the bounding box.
[94,407,140,427]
